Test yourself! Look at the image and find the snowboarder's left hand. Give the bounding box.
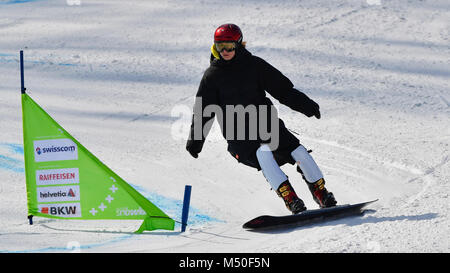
[303,99,321,119]
[313,108,321,119]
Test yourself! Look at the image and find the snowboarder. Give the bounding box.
[186,23,337,214]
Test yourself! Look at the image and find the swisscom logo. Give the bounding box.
[34,139,78,162]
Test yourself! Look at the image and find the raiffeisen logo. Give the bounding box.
[33,139,78,162]
[36,168,80,186]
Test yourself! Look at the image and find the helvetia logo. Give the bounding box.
[37,185,80,202]
[68,189,75,197]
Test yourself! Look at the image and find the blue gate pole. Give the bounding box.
[20,50,26,94]
[20,50,31,225]
[181,185,192,232]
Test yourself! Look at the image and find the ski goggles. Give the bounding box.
[215,42,236,52]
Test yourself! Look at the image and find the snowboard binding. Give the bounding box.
[296,166,337,208]
[276,180,307,214]
[306,178,337,208]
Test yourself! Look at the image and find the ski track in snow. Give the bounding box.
[0,0,448,252]
[0,143,24,173]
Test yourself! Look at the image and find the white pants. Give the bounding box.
[290,145,323,183]
[256,144,323,190]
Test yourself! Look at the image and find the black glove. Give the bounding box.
[186,139,201,159]
[303,99,321,119]
[288,89,321,119]
[313,106,321,119]
[187,149,198,159]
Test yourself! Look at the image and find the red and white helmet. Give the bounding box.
[214,24,243,43]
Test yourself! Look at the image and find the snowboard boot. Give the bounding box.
[306,178,337,208]
[276,180,307,214]
[296,165,337,208]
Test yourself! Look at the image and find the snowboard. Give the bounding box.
[243,199,378,230]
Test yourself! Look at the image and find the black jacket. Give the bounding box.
[186,45,320,170]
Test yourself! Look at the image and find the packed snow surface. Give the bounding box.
[0,0,448,252]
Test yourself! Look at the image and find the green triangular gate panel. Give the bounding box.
[21,93,174,232]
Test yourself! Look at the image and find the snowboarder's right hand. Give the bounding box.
[186,139,200,159]
[188,150,199,159]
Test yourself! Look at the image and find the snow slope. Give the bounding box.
[0,0,448,253]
